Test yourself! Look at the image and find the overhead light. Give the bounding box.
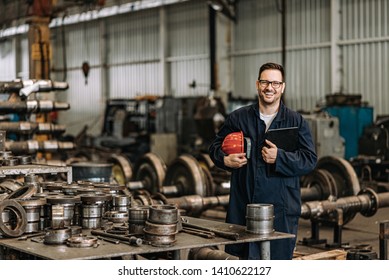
[208,1,223,11]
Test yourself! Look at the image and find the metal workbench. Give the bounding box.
[0,217,294,260]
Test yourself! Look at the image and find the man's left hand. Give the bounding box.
[262,139,278,164]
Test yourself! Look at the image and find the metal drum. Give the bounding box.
[148,204,178,224]
[246,204,274,235]
[71,162,113,183]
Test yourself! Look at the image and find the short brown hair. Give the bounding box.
[258,62,284,81]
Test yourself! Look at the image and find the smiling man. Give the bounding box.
[209,62,317,260]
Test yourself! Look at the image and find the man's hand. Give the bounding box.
[262,139,278,164]
[224,153,247,169]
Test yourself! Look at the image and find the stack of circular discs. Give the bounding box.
[143,204,178,247]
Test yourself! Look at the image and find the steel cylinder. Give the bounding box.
[246,204,274,235]
[110,194,132,212]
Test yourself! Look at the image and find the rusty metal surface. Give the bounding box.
[0,217,294,260]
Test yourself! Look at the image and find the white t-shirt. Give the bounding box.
[260,112,277,131]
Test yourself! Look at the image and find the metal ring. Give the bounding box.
[0,199,27,237]
[66,236,99,248]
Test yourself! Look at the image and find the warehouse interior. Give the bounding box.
[0,0,388,261]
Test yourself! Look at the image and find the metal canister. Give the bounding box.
[245,203,274,235]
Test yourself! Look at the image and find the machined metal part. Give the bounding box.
[90,230,143,246]
[0,79,68,95]
[301,169,338,201]
[97,236,120,244]
[133,152,167,193]
[7,185,38,200]
[0,100,69,114]
[80,194,112,205]
[181,219,239,240]
[128,206,149,223]
[0,199,27,237]
[143,231,176,247]
[163,154,207,197]
[245,204,274,235]
[0,122,66,135]
[5,140,75,154]
[47,196,81,228]
[44,227,72,245]
[0,179,23,193]
[316,156,361,197]
[143,220,178,236]
[110,194,132,212]
[93,182,125,195]
[104,211,128,223]
[66,236,99,248]
[181,227,215,239]
[300,188,389,222]
[16,155,33,165]
[109,154,133,185]
[189,247,239,260]
[300,156,362,224]
[166,194,229,215]
[16,198,46,233]
[148,204,178,224]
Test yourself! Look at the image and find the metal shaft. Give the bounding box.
[301,189,389,220]
[0,80,68,94]
[0,122,66,134]
[5,140,75,154]
[0,100,70,114]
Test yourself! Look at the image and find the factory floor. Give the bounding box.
[295,207,389,259]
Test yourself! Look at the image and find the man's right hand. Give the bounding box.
[224,153,247,169]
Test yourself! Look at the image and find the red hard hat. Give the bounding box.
[222,131,251,158]
[222,131,244,154]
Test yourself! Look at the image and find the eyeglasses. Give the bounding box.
[258,80,284,89]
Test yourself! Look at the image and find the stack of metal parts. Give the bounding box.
[0,79,74,156]
[143,204,179,247]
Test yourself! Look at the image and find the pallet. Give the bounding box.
[293,249,346,260]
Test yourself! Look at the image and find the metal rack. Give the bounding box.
[0,164,72,184]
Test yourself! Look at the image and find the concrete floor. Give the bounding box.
[295,207,389,258]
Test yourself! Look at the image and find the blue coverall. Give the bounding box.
[209,101,317,260]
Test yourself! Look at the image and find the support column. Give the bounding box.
[27,16,51,80]
[331,0,342,94]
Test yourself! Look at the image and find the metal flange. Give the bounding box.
[357,188,379,217]
[163,154,206,197]
[109,154,133,185]
[316,156,361,197]
[0,199,27,237]
[133,153,167,193]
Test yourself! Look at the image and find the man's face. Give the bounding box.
[256,69,285,106]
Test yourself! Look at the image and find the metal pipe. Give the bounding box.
[379,220,389,260]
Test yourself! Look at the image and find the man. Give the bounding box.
[208,62,317,259]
